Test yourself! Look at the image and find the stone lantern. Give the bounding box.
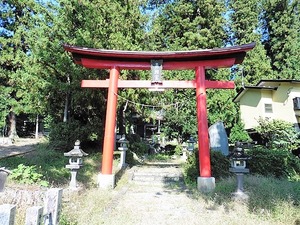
[64,140,88,190]
[118,135,128,169]
[181,142,188,161]
[187,136,196,152]
[228,142,251,199]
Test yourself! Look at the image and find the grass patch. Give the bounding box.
[199,175,300,224]
[1,141,299,225]
[0,142,70,186]
[0,142,106,187]
[145,153,172,162]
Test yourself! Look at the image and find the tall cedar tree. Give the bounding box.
[228,0,273,86]
[262,0,300,79]
[28,0,146,147]
[0,0,43,138]
[144,0,238,141]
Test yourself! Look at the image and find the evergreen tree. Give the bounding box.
[148,0,227,50]
[0,0,146,145]
[0,0,41,138]
[228,0,273,85]
[144,0,235,141]
[262,0,300,79]
[27,0,147,147]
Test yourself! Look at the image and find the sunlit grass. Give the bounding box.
[145,153,173,162]
[1,143,299,225]
[198,175,300,224]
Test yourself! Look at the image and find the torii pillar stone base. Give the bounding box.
[197,177,216,193]
[98,174,115,189]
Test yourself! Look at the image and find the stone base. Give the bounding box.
[231,191,249,201]
[197,177,215,193]
[97,173,115,189]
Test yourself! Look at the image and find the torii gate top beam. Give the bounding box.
[63,43,255,70]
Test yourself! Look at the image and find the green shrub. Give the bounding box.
[254,117,300,150]
[229,121,251,144]
[126,133,142,144]
[183,150,231,185]
[247,146,300,180]
[49,120,93,150]
[146,154,170,161]
[129,141,149,157]
[125,150,135,165]
[120,134,144,165]
[183,151,199,185]
[10,164,49,187]
[1,143,70,186]
[211,151,231,179]
[174,145,183,156]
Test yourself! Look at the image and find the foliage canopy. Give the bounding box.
[0,0,299,147]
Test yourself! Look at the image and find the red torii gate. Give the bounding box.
[64,43,255,191]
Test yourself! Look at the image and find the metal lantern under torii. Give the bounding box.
[64,140,88,190]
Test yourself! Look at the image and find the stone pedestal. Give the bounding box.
[197,177,215,193]
[98,173,115,189]
[230,172,249,201]
[69,170,78,190]
[119,149,127,169]
[66,165,80,190]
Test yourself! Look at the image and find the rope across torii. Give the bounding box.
[64,42,255,191]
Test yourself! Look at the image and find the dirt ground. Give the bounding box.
[0,137,41,159]
[85,166,286,225]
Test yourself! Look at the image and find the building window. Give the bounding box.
[264,103,273,113]
[293,97,300,110]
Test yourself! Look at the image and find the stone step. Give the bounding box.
[128,165,184,186]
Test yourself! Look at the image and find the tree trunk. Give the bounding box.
[63,75,71,122]
[35,114,39,139]
[8,111,18,141]
[63,93,69,122]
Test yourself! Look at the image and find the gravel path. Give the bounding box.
[97,164,283,225]
[102,184,205,225]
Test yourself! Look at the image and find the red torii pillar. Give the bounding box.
[64,43,255,191]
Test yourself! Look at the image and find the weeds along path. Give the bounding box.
[97,163,281,225]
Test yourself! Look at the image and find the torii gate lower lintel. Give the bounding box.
[64,43,255,191]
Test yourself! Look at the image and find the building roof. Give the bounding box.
[256,79,300,87]
[233,79,300,102]
[233,86,277,102]
[63,43,255,70]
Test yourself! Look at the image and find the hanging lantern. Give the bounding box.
[151,60,163,84]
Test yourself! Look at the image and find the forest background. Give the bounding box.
[0,0,299,149]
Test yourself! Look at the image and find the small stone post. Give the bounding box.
[25,206,43,225]
[0,167,11,192]
[44,188,63,225]
[0,204,16,225]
